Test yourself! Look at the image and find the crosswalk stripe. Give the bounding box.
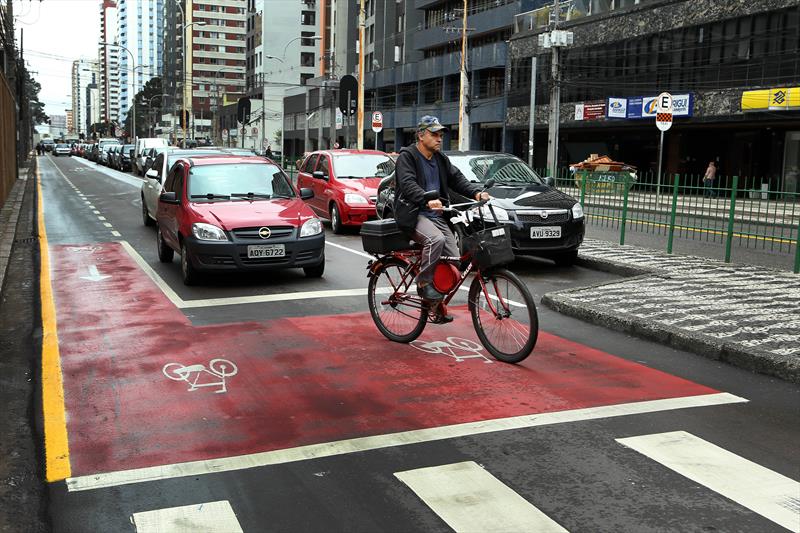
[395,461,569,533]
[617,431,800,533]
[131,500,243,533]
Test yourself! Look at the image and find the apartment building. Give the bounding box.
[72,59,101,137]
[99,0,121,126]
[117,0,164,125]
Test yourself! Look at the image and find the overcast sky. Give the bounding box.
[14,0,100,117]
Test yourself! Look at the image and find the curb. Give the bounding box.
[541,290,800,384]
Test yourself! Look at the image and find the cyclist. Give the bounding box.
[394,115,489,302]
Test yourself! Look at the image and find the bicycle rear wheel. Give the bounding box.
[368,258,427,343]
[468,268,538,363]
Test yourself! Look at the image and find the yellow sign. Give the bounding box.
[742,87,800,111]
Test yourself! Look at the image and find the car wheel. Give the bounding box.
[156,226,174,263]
[553,250,578,267]
[330,203,344,234]
[452,225,466,254]
[303,254,325,278]
[181,241,200,286]
[142,195,154,227]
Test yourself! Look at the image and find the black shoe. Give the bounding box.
[417,283,443,302]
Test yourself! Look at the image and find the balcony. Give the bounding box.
[414,2,519,50]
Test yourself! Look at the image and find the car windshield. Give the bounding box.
[332,154,395,179]
[449,155,544,184]
[188,163,295,201]
[122,144,134,152]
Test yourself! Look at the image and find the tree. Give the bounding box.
[273,129,282,147]
[122,77,163,138]
[25,69,48,125]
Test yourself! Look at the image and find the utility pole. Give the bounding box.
[528,56,537,168]
[356,0,365,149]
[546,0,560,178]
[457,0,469,151]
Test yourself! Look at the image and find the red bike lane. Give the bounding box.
[49,241,719,478]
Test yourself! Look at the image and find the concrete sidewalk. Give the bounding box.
[543,238,800,383]
[0,162,32,292]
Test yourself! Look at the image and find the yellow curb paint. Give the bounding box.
[37,161,71,481]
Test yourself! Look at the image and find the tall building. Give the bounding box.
[163,0,247,141]
[72,59,100,137]
[245,0,320,150]
[65,110,74,135]
[117,0,164,125]
[507,0,800,187]
[99,0,121,126]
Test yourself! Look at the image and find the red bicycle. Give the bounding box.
[364,195,538,363]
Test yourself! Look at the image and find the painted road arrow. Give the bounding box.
[80,265,110,282]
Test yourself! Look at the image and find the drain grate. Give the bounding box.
[14,236,37,244]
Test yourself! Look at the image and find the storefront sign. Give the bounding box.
[610,94,693,119]
[575,102,606,121]
[741,87,800,111]
[607,97,627,118]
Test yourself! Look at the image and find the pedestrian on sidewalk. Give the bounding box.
[36,142,43,156]
[703,161,717,198]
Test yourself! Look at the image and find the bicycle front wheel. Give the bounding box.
[368,258,427,343]
[468,268,538,363]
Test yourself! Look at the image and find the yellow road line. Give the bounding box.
[38,160,71,481]
[588,214,797,245]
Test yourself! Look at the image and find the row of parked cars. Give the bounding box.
[131,147,584,285]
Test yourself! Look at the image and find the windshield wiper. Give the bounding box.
[191,193,230,199]
[230,192,272,199]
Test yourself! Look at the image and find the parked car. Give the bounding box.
[375,150,585,266]
[135,137,169,175]
[108,145,122,168]
[143,146,167,176]
[41,139,55,152]
[118,144,135,171]
[154,154,325,285]
[93,140,121,165]
[53,143,72,157]
[141,148,228,226]
[296,149,395,234]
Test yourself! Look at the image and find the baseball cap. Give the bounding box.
[417,115,447,133]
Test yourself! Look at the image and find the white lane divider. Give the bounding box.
[131,500,243,533]
[66,393,747,492]
[617,431,800,533]
[395,461,568,533]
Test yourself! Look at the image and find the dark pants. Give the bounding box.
[411,216,458,283]
[703,179,716,197]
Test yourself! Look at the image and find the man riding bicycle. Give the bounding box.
[394,115,490,302]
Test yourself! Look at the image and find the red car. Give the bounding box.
[296,149,396,233]
[155,154,325,285]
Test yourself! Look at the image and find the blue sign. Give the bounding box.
[613,94,694,120]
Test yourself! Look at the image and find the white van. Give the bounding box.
[134,138,168,175]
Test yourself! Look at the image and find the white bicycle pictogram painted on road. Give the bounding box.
[410,337,493,363]
[162,358,238,393]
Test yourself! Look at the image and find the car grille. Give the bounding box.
[239,254,291,265]
[516,212,570,224]
[232,226,295,240]
[200,255,235,265]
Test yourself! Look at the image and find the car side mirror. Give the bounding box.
[159,191,179,204]
[544,177,556,187]
[146,168,160,182]
[313,170,327,180]
[483,178,496,189]
[300,187,314,200]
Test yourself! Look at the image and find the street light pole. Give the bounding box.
[457,0,469,150]
[101,41,135,141]
[357,0,365,149]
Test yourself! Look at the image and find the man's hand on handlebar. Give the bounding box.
[475,191,491,202]
[427,199,444,210]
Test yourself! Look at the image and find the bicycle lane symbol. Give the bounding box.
[410,337,493,363]
[162,358,238,394]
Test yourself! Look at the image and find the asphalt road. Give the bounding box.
[38,154,799,533]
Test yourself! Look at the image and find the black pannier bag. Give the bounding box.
[463,225,514,269]
[360,219,412,254]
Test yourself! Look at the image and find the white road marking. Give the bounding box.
[65,392,746,491]
[326,239,373,259]
[131,500,243,533]
[92,210,100,215]
[102,222,113,228]
[80,265,111,282]
[70,155,144,188]
[395,461,568,533]
[617,431,800,532]
[119,241,387,309]
[97,216,106,221]
[111,231,121,237]
[84,201,92,205]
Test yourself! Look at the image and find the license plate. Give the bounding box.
[530,226,561,239]
[247,244,285,258]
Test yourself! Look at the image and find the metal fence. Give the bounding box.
[0,71,17,208]
[546,169,800,273]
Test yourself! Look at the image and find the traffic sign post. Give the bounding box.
[655,92,673,205]
[371,111,383,149]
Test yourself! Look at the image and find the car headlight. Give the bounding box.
[344,193,368,205]
[477,204,509,222]
[192,223,228,241]
[300,217,323,237]
[571,203,584,219]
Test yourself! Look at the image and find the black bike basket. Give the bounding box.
[464,225,514,269]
